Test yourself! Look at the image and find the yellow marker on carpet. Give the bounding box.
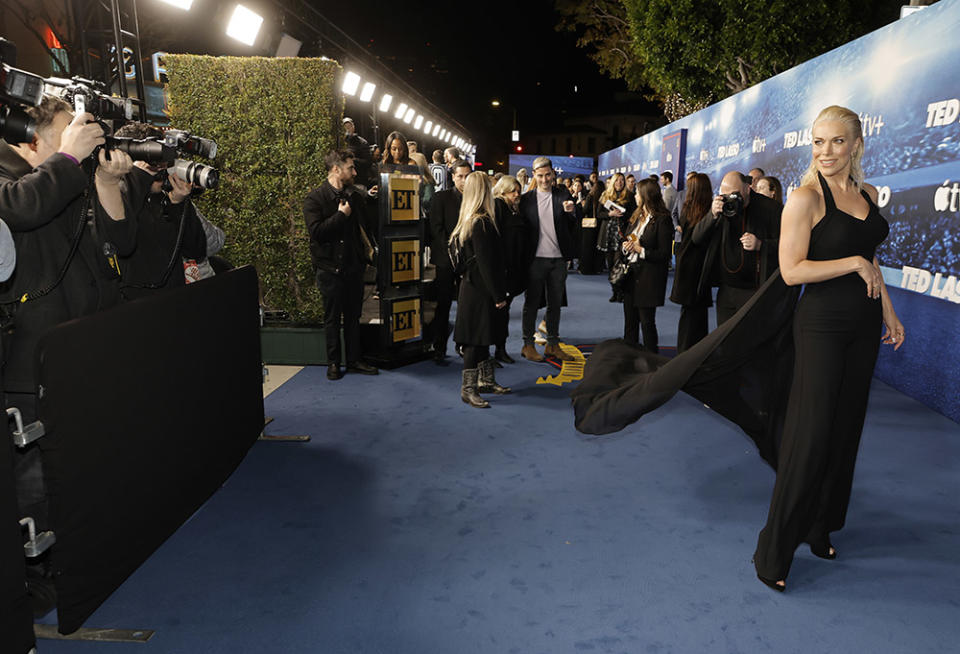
[536,343,586,386]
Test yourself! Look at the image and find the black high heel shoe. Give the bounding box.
[756,574,786,592]
[806,533,837,560]
[808,542,837,560]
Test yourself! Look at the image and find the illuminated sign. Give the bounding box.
[388,174,419,222]
[390,239,421,284]
[390,298,421,342]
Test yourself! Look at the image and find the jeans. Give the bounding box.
[522,257,567,346]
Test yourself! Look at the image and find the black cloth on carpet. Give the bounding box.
[571,270,801,470]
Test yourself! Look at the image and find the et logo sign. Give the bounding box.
[390,239,421,284]
[390,298,421,342]
[388,175,419,222]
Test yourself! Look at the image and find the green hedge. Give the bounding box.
[164,55,342,323]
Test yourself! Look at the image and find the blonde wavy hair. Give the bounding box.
[450,172,497,246]
[799,105,865,189]
[600,172,630,205]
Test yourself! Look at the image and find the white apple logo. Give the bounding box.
[877,186,891,208]
[934,181,952,212]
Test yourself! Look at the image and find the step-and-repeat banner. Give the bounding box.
[599,1,960,421]
[509,154,595,180]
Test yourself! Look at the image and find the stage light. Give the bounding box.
[403,108,415,123]
[424,120,433,134]
[342,71,361,96]
[379,94,393,112]
[432,124,441,137]
[450,134,458,145]
[414,115,423,129]
[226,5,263,46]
[359,82,376,102]
[158,0,193,10]
[395,102,408,119]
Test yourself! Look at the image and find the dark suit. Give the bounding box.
[693,190,782,325]
[620,210,673,352]
[303,180,367,365]
[518,186,582,345]
[427,188,462,353]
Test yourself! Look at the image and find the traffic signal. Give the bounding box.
[515,144,523,153]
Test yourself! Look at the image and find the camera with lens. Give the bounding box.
[49,76,133,122]
[108,127,220,190]
[720,191,744,218]
[163,129,217,159]
[0,38,44,144]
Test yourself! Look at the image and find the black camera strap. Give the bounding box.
[120,195,188,291]
[12,162,96,305]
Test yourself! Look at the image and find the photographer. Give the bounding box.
[692,171,781,325]
[304,150,378,380]
[0,96,134,412]
[113,122,207,300]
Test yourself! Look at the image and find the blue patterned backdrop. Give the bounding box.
[598,1,960,422]
[508,154,595,180]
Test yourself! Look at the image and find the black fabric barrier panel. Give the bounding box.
[0,418,35,653]
[35,266,264,634]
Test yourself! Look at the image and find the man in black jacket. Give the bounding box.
[0,96,135,417]
[304,150,378,380]
[518,157,582,362]
[427,159,470,363]
[114,122,207,301]
[0,96,134,615]
[692,170,782,326]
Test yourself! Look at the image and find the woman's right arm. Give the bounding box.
[778,187,881,296]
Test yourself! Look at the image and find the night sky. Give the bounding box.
[134,0,645,159]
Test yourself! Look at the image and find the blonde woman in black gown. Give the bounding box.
[753,105,905,591]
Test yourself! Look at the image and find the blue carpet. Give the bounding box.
[39,273,960,653]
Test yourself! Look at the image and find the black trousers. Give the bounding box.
[495,297,513,349]
[716,285,757,327]
[677,304,709,354]
[522,257,566,346]
[622,296,658,353]
[754,291,881,580]
[463,345,490,369]
[431,265,457,353]
[578,227,599,274]
[316,269,363,365]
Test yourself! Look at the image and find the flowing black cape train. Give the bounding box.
[571,273,801,469]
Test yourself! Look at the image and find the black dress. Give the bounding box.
[753,173,889,581]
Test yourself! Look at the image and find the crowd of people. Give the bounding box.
[304,106,906,593]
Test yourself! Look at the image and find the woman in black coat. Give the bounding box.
[618,178,674,352]
[669,173,715,353]
[492,176,527,363]
[452,172,511,408]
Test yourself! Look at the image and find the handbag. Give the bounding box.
[608,260,630,289]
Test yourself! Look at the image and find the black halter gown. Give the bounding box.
[753,172,889,580]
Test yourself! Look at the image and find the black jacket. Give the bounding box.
[303,180,366,276]
[429,188,462,270]
[693,190,781,295]
[0,143,136,392]
[454,218,506,347]
[494,197,528,296]
[518,185,582,264]
[670,209,713,307]
[620,210,674,308]
[119,167,208,301]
